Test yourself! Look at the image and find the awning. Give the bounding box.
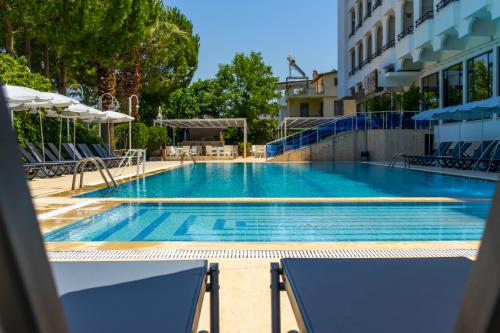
[378,71,420,88]
[154,118,246,129]
[278,117,336,130]
[413,96,500,121]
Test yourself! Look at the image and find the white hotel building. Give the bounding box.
[337,0,500,143]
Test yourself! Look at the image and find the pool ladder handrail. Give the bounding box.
[113,149,146,178]
[389,152,408,168]
[72,157,118,190]
[180,152,197,164]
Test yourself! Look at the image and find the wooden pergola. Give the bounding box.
[154,118,248,158]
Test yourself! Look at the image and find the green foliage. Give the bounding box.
[399,84,421,111]
[0,54,52,90]
[115,122,149,149]
[141,6,200,122]
[164,79,221,119]
[367,94,392,112]
[147,126,170,152]
[132,122,149,149]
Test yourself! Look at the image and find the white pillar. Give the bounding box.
[371,27,378,51]
[382,15,389,46]
[493,47,499,97]
[243,120,247,159]
[439,69,444,108]
[463,59,468,104]
[395,1,404,35]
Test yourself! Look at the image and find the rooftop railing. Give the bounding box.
[266,111,430,159]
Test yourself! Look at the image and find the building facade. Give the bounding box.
[338,0,500,108]
[278,70,356,122]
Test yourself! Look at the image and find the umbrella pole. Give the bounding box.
[107,121,111,156]
[39,112,46,163]
[11,110,14,128]
[73,118,76,152]
[67,118,70,142]
[58,117,63,161]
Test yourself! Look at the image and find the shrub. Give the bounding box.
[147,126,170,152]
[132,123,149,149]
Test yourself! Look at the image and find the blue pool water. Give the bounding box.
[45,202,490,242]
[78,163,495,198]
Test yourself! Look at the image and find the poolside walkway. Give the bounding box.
[370,161,499,181]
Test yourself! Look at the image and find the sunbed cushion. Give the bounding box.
[281,258,472,333]
[52,260,207,333]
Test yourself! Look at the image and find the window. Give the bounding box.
[334,101,344,116]
[443,63,463,107]
[334,77,338,86]
[467,51,493,102]
[300,103,309,117]
[421,73,439,110]
[320,102,324,117]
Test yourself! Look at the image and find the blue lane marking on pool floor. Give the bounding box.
[92,209,148,241]
[131,211,171,241]
[44,201,491,242]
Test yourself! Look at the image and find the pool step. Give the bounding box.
[47,248,478,261]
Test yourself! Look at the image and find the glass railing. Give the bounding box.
[265,111,430,158]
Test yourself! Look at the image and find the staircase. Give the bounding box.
[265,111,428,160]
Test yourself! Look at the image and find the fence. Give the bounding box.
[266,111,430,158]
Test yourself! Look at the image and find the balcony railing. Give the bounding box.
[348,68,357,77]
[382,40,395,52]
[437,0,459,12]
[363,6,372,21]
[373,48,382,58]
[349,29,355,38]
[397,26,414,41]
[415,10,434,28]
[356,22,363,31]
[373,0,382,11]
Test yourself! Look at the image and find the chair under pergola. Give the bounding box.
[154,118,248,158]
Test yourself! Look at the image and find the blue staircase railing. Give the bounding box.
[266,111,430,159]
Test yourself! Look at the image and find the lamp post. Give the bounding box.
[128,95,139,150]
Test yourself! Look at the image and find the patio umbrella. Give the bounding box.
[2,85,53,126]
[47,105,106,160]
[84,111,134,154]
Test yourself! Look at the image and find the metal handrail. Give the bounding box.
[389,152,408,168]
[266,111,428,159]
[113,149,146,177]
[72,157,117,190]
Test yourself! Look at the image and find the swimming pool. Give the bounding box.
[45,202,490,242]
[78,163,495,198]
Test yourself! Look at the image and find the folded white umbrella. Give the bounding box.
[87,110,134,123]
[66,103,106,119]
[2,85,52,104]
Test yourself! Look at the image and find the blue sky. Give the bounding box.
[164,0,338,82]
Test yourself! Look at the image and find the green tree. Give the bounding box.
[141,6,200,123]
[215,52,279,143]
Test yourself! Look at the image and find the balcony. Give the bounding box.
[355,22,363,31]
[286,87,323,98]
[348,68,357,77]
[382,40,395,52]
[373,0,382,11]
[415,10,434,28]
[397,26,414,41]
[348,30,355,38]
[436,0,459,12]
